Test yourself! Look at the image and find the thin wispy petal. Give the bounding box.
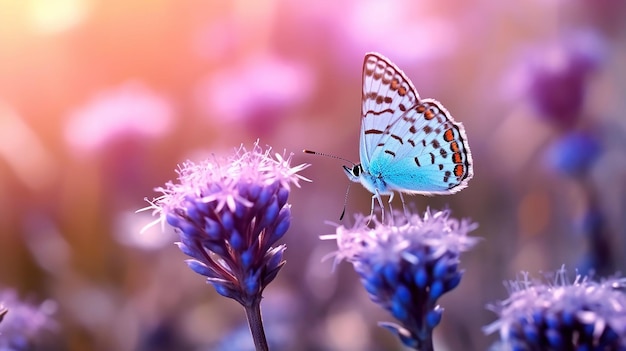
[485,266,626,349]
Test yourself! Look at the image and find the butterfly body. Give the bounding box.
[348,53,473,217]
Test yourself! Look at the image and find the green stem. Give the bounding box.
[244,299,269,351]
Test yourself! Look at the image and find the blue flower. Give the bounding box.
[324,209,478,350]
[484,266,626,350]
[144,141,309,307]
[544,131,602,177]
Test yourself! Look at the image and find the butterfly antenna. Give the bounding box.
[303,149,355,166]
[304,149,355,220]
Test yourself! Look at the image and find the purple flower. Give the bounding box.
[324,209,478,350]
[517,30,606,127]
[484,266,626,350]
[65,81,174,154]
[193,55,314,136]
[144,141,309,307]
[0,290,57,350]
[336,1,456,67]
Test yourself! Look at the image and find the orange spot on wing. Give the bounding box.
[452,152,462,163]
[450,141,459,153]
[391,79,399,90]
[424,109,435,120]
[454,164,464,177]
[443,129,454,142]
[416,105,426,113]
[398,87,407,96]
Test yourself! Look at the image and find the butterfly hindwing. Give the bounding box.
[370,99,472,194]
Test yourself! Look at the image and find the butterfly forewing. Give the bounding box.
[361,53,419,169]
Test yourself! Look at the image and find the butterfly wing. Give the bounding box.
[360,52,419,172]
[377,99,473,194]
[360,53,473,194]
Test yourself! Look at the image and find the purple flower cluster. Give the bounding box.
[485,266,626,350]
[0,290,57,350]
[325,209,478,350]
[145,141,309,307]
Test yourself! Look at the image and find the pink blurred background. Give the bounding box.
[1,0,625,350]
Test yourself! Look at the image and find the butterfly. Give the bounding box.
[343,52,473,221]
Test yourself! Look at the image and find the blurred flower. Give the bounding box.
[194,54,314,136]
[289,0,456,72]
[544,130,602,177]
[143,140,309,348]
[323,209,478,350]
[0,102,58,191]
[65,81,174,154]
[484,266,626,350]
[0,290,57,350]
[338,0,456,66]
[510,29,606,127]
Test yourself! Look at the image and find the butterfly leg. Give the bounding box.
[386,192,395,224]
[399,192,409,218]
[370,190,386,223]
[366,195,375,225]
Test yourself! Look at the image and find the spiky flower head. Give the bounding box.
[484,266,626,350]
[144,141,309,307]
[323,209,478,350]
